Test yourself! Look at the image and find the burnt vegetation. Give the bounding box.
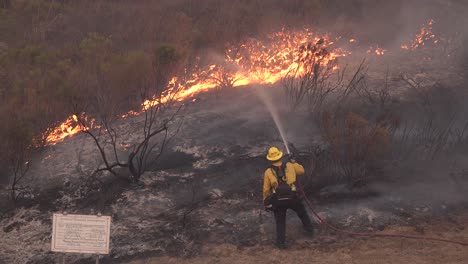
[0,0,416,201]
[0,1,468,262]
[0,0,465,203]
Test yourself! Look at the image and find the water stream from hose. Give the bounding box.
[255,86,290,154]
[254,89,468,247]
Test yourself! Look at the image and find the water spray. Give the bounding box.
[255,86,468,247]
[254,87,290,154]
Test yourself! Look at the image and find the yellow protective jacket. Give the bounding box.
[263,161,305,201]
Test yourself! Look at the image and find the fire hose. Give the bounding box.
[281,144,468,246]
[260,94,468,247]
[296,178,468,246]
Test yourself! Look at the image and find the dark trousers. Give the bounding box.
[273,199,313,245]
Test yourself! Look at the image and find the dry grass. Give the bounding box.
[128,213,468,264]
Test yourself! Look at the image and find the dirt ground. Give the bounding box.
[128,213,468,264]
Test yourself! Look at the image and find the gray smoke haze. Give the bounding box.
[256,0,468,207]
[159,0,468,208]
[2,0,467,208]
[315,0,468,73]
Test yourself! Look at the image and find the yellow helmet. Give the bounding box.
[266,147,283,161]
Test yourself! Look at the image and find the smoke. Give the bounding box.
[317,1,466,39]
[5,0,467,208]
[259,0,468,207]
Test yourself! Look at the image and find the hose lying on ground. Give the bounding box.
[296,181,468,246]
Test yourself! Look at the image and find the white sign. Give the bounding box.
[51,213,111,254]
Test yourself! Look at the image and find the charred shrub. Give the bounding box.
[318,111,391,188]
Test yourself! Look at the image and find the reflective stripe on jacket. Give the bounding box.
[263,161,305,201]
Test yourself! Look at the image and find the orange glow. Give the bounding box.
[375,48,386,56]
[139,28,347,111]
[121,110,139,118]
[49,21,442,144]
[401,19,438,50]
[367,46,386,56]
[45,28,348,144]
[46,115,83,144]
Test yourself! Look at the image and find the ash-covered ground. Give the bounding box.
[1,56,468,264]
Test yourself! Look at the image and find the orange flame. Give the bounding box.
[45,29,348,144]
[367,46,386,56]
[45,115,83,144]
[375,48,386,56]
[401,19,438,50]
[141,29,346,110]
[48,21,440,144]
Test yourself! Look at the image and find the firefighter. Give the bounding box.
[263,146,314,249]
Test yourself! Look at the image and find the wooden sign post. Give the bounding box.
[51,213,111,263]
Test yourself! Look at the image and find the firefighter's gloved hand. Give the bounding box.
[288,153,296,163]
[265,204,274,212]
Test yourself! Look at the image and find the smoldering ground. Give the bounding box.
[1,64,467,263]
[1,1,468,263]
